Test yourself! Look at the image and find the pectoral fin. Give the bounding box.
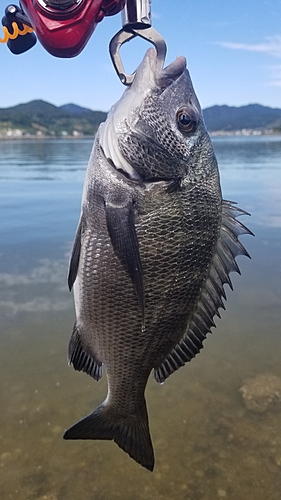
[105,200,145,325]
[68,217,82,291]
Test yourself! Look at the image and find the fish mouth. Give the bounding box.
[159,55,187,86]
[145,48,187,88]
[130,48,187,93]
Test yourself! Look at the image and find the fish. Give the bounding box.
[63,48,252,471]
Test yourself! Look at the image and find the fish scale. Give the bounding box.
[64,48,252,472]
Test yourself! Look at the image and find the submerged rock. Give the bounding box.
[240,374,281,413]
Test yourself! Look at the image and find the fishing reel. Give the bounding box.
[1,0,125,57]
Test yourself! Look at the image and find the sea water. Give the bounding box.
[0,136,280,500]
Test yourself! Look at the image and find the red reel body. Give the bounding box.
[19,0,125,57]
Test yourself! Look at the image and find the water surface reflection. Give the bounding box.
[0,137,280,500]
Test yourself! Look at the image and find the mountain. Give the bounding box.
[59,103,91,115]
[0,100,280,137]
[203,104,281,132]
[0,100,107,136]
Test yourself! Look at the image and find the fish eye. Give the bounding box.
[176,107,198,133]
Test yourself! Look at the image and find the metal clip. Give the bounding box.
[109,0,167,85]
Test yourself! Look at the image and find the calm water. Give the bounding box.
[0,137,280,500]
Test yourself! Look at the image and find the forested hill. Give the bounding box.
[203,104,281,132]
[0,100,107,137]
[0,100,280,137]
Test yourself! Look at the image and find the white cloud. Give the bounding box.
[267,65,281,87]
[218,35,281,59]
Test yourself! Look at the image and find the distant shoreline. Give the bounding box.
[1,131,280,140]
[210,131,281,137]
[1,101,281,139]
[0,134,95,140]
[0,132,281,142]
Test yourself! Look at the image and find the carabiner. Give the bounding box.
[109,26,166,85]
[109,0,167,85]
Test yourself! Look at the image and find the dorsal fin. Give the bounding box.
[154,200,253,384]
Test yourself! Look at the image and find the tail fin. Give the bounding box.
[63,403,155,472]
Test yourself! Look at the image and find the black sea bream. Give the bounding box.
[64,49,252,471]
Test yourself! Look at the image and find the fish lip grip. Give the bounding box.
[109,0,167,85]
[3,0,125,57]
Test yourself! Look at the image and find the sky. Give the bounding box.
[0,0,281,111]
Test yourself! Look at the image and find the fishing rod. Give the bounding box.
[1,0,166,83]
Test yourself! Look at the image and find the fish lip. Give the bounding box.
[131,49,187,93]
[159,56,187,84]
[145,48,187,87]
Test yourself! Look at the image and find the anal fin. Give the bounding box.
[68,323,103,382]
